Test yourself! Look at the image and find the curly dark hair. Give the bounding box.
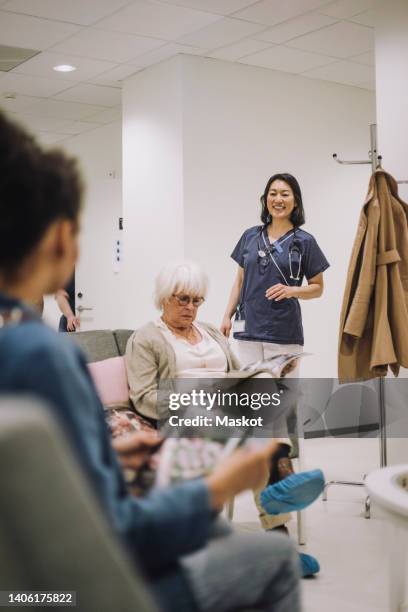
[260,173,305,227]
[0,111,83,276]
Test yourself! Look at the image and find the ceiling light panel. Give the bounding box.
[240,45,336,73]
[234,0,333,26]
[254,13,337,44]
[286,21,374,58]
[95,0,221,41]
[51,28,165,64]
[178,17,266,49]
[11,52,116,81]
[0,44,40,71]
[0,10,80,50]
[54,83,122,107]
[2,0,132,26]
[158,0,261,16]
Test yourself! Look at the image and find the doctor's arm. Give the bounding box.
[266,273,324,301]
[220,266,244,337]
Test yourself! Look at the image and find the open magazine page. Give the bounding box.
[241,352,311,378]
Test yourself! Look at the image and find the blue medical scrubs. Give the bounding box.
[231,225,330,345]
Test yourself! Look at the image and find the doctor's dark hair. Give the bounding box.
[0,111,83,276]
[260,173,305,227]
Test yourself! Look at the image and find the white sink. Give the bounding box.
[365,465,408,612]
[366,465,408,520]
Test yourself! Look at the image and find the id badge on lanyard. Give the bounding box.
[233,306,245,332]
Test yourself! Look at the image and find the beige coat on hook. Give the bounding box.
[338,170,408,381]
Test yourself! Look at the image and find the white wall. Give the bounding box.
[43,121,122,330]
[180,55,375,377]
[67,55,375,379]
[122,57,184,328]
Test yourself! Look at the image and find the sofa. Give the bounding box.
[69,328,134,363]
[69,328,306,545]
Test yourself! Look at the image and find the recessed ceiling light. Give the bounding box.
[53,64,76,72]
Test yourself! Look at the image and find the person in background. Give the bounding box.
[0,111,301,612]
[55,273,79,332]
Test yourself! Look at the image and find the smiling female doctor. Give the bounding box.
[221,172,329,365]
[221,174,329,537]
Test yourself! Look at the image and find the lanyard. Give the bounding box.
[261,230,290,286]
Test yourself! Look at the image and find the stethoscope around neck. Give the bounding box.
[257,227,302,285]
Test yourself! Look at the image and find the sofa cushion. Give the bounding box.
[114,329,134,356]
[70,330,119,362]
[88,356,129,408]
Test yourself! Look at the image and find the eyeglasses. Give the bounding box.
[172,294,205,307]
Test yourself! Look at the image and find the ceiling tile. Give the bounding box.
[21,98,108,120]
[254,13,337,44]
[287,21,374,58]
[51,28,165,64]
[90,63,146,88]
[239,44,335,73]
[302,59,375,88]
[233,0,332,26]
[0,72,72,96]
[209,38,271,61]
[318,0,380,19]
[0,93,42,112]
[351,50,375,66]
[57,120,101,135]
[348,8,380,27]
[95,0,221,41]
[158,0,261,16]
[9,112,71,132]
[36,131,70,145]
[11,51,116,81]
[2,0,131,26]
[87,106,121,124]
[0,10,81,50]
[54,83,122,106]
[127,43,207,71]
[177,17,266,49]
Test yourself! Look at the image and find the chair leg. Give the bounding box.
[297,510,306,545]
[226,497,235,521]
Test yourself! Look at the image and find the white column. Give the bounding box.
[375,0,408,199]
[375,1,408,465]
[122,56,184,327]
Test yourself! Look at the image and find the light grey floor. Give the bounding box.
[231,438,392,612]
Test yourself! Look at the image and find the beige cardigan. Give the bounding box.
[125,321,241,420]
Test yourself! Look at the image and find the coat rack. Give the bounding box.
[323,123,388,519]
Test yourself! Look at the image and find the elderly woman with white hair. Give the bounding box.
[125,261,323,578]
[126,261,241,418]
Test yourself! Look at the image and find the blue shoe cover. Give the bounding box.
[260,469,325,515]
[299,553,320,577]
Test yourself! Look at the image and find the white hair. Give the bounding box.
[154,261,209,310]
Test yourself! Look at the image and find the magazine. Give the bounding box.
[241,352,310,378]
